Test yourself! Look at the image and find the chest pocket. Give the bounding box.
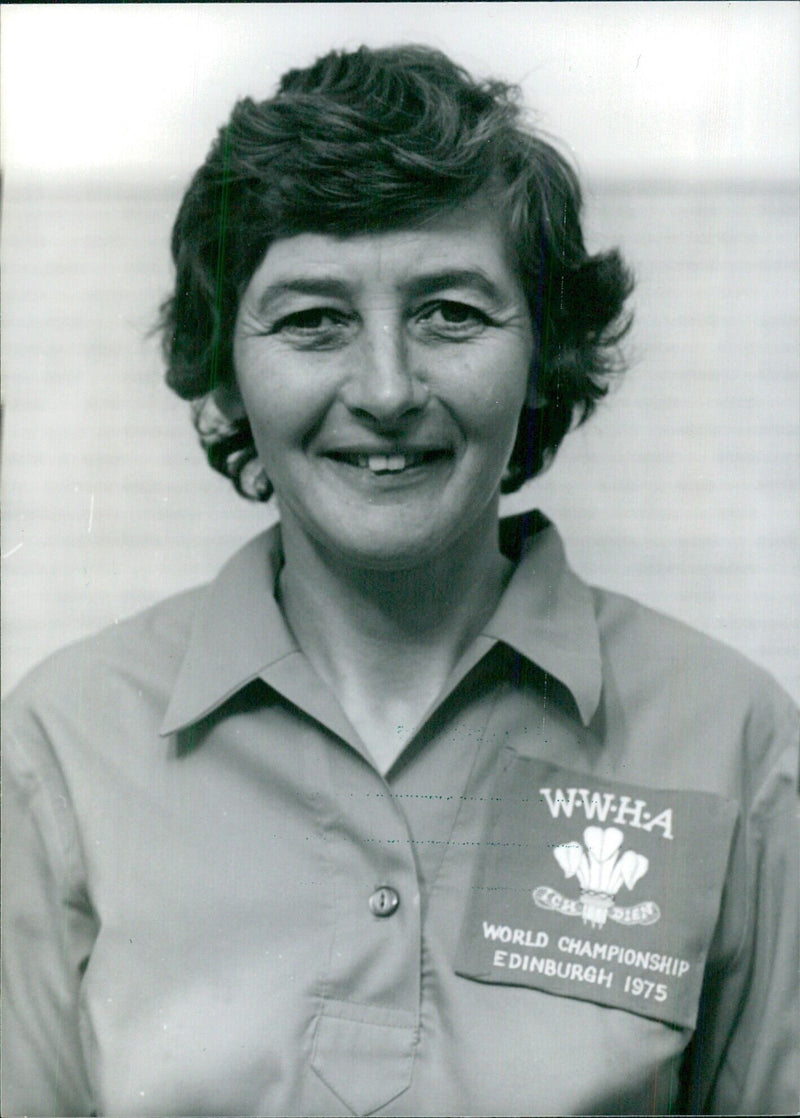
[454,750,738,1029]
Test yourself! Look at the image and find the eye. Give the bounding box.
[273,308,345,332]
[415,300,493,339]
[270,307,354,347]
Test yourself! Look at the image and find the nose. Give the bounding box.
[339,321,428,424]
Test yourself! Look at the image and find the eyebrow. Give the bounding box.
[402,269,507,303]
[255,268,509,316]
[255,279,352,316]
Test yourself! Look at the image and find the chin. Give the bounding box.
[279,481,502,573]
[336,538,444,572]
[312,522,457,572]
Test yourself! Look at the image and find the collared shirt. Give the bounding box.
[3,513,798,1117]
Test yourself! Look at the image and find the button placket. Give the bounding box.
[310,751,421,1115]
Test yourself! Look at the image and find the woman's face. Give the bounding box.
[232,198,535,570]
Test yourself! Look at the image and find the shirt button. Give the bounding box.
[369,886,400,917]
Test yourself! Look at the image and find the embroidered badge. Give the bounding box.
[454,753,738,1028]
[533,826,660,928]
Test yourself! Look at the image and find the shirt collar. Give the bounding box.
[491,511,602,725]
[160,512,602,735]
[160,528,297,735]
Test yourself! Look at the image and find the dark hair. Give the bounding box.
[159,44,633,498]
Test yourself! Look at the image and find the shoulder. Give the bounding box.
[7,587,202,713]
[593,583,796,714]
[3,587,205,778]
[591,584,799,797]
[2,586,212,880]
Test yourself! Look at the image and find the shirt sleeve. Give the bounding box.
[679,690,800,1115]
[2,700,98,1118]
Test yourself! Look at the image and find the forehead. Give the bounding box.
[244,198,521,295]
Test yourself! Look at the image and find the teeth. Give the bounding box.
[367,454,407,473]
[339,451,435,473]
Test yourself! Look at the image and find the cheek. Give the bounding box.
[235,349,329,446]
[457,348,531,441]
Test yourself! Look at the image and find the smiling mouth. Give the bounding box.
[327,450,450,475]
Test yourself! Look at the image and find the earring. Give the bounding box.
[191,392,247,448]
[190,391,273,502]
[236,455,273,502]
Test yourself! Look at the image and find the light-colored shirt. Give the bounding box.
[3,513,798,1117]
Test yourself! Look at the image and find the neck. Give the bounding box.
[276,507,512,768]
[280,508,509,650]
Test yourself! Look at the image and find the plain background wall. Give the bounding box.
[3,2,798,181]
[2,2,798,701]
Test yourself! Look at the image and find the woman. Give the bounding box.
[3,45,797,1117]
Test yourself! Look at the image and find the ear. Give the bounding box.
[525,351,546,409]
[213,382,249,422]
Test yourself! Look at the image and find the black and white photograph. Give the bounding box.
[2,3,798,1115]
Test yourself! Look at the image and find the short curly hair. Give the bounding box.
[159,44,633,498]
